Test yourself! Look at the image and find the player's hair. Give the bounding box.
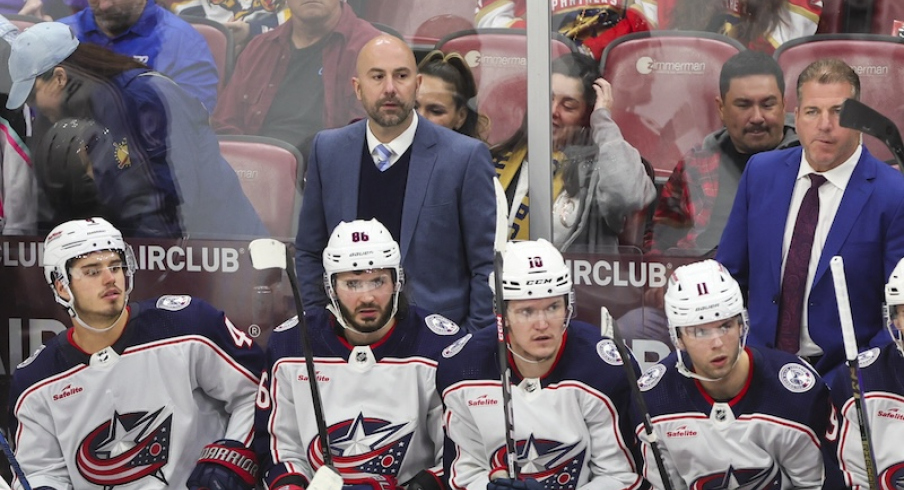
[670,0,787,47]
[719,50,785,99]
[417,50,489,142]
[796,58,861,101]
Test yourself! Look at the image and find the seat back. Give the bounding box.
[871,0,904,35]
[600,32,745,182]
[218,136,304,239]
[5,14,43,32]
[181,15,234,90]
[436,29,577,145]
[348,0,475,49]
[775,34,904,162]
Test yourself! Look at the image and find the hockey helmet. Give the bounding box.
[885,257,904,352]
[489,239,572,301]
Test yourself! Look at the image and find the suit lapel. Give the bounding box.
[400,121,438,257]
[767,150,802,287]
[813,148,876,286]
[342,120,368,220]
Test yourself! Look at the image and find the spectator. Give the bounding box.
[647,50,798,254]
[58,0,219,113]
[212,0,379,155]
[631,0,822,53]
[416,50,488,143]
[8,22,267,238]
[828,256,904,488]
[256,219,464,490]
[0,35,35,236]
[717,58,904,375]
[476,0,650,60]
[638,259,842,489]
[437,239,646,490]
[492,52,655,250]
[169,0,287,47]
[8,217,265,489]
[294,35,496,332]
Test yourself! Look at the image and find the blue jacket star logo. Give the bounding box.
[491,435,586,490]
[307,413,415,480]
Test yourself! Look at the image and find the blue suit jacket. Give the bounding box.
[295,117,496,332]
[717,145,904,374]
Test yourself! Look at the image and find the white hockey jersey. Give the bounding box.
[255,307,466,490]
[828,343,904,490]
[8,296,264,490]
[436,321,646,490]
[636,347,841,490]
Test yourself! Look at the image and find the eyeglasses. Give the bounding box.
[509,301,568,324]
[682,320,738,340]
[334,274,392,293]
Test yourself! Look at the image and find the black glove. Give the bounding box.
[186,439,259,490]
[487,477,543,490]
[406,469,444,490]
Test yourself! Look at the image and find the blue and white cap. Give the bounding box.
[7,22,79,110]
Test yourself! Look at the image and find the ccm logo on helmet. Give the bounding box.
[525,279,553,285]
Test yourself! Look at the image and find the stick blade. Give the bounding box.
[248,239,288,270]
[308,465,343,490]
[830,256,859,362]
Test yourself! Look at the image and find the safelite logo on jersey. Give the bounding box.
[468,394,499,407]
[878,408,904,421]
[666,425,697,438]
[53,383,84,401]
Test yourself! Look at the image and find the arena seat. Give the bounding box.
[816,0,845,34]
[871,0,904,35]
[600,31,745,183]
[347,0,475,50]
[5,14,43,32]
[181,15,234,90]
[218,135,304,239]
[775,34,904,163]
[436,29,577,145]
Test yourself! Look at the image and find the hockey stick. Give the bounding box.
[492,178,519,479]
[830,256,879,490]
[839,98,904,170]
[0,431,30,490]
[601,308,675,490]
[248,239,342,490]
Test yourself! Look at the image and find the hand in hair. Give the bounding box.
[592,77,614,112]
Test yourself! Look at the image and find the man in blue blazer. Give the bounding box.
[717,58,904,375]
[295,35,496,332]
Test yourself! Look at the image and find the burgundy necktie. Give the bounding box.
[776,173,827,353]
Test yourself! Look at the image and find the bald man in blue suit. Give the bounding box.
[295,35,495,332]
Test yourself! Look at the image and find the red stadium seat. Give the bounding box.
[218,136,304,239]
[348,0,475,49]
[600,32,745,183]
[816,0,845,34]
[181,15,234,91]
[436,29,577,145]
[774,34,904,163]
[5,14,43,32]
[871,0,904,36]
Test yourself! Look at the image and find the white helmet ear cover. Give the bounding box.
[885,257,904,353]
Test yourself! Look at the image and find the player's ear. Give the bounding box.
[54,279,71,302]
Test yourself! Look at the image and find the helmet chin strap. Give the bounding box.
[62,283,129,334]
[507,346,549,365]
[675,344,744,383]
[326,285,401,336]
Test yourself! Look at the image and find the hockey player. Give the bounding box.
[637,259,841,490]
[8,217,265,490]
[437,239,646,490]
[828,256,904,489]
[255,219,465,490]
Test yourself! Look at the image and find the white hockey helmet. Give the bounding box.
[42,217,136,314]
[885,257,904,353]
[322,220,403,330]
[490,239,573,304]
[664,259,749,380]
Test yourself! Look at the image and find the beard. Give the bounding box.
[338,298,394,333]
[363,95,415,128]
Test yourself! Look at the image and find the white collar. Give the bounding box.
[365,111,418,158]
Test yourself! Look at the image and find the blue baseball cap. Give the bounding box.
[7,22,79,110]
